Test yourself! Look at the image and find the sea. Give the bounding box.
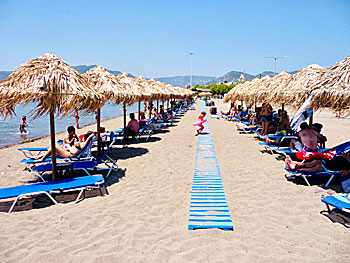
[0,101,147,148]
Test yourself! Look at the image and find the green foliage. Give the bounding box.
[192,83,237,95]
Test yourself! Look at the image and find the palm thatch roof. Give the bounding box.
[82,66,126,104]
[262,71,293,104]
[223,77,261,104]
[308,56,350,113]
[0,53,102,118]
[147,78,170,101]
[133,76,154,101]
[248,75,271,104]
[116,73,144,104]
[223,82,244,102]
[279,64,325,107]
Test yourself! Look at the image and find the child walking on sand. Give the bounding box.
[20,115,28,134]
[196,111,206,134]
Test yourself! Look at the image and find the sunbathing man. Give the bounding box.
[285,152,350,176]
[290,122,321,152]
[122,113,140,139]
[35,132,96,160]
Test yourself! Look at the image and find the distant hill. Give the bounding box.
[0,66,299,86]
[155,75,216,88]
[0,71,11,81]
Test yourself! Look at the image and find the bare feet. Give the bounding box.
[285,156,296,171]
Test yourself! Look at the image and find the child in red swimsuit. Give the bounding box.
[197,111,206,134]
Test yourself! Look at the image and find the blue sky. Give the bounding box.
[0,0,349,78]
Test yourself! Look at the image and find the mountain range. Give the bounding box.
[0,65,299,88]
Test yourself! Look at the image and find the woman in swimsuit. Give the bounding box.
[260,103,273,135]
[36,132,96,160]
[20,115,28,134]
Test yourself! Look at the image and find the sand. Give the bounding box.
[0,100,349,262]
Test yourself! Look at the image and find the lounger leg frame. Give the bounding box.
[8,191,58,213]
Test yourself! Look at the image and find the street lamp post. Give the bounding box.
[264,56,288,76]
[189,52,194,87]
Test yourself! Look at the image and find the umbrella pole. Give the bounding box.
[138,101,141,120]
[50,109,57,181]
[157,100,159,113]
[281,103,285,130]
[149,100,152,119]
[97,108,101,157]
[309,115,313,127]
[123,103,127,142]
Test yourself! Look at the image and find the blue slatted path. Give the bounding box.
[188,103,234,231]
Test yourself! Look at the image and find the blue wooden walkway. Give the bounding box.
[188,104,234,231]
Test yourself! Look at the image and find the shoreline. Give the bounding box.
[0,111,138,150]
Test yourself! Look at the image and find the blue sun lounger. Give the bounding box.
[20,140,94,167]
[285,167,343,187]
[32,139,118,181]
[321,194,350,214]
[0,175,106,213]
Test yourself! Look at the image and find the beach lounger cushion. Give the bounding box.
[0,175,106,213]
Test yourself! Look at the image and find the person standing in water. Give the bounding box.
[20,115,28,134]
[73,109,80,129]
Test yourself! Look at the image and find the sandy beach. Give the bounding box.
[0,100,349,263]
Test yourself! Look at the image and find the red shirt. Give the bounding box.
[198,114,205,121]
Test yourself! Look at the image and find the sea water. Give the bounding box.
[0,101,147,148]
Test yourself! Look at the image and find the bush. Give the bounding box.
[192,83,237,95]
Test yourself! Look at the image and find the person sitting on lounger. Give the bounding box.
[290,122,321,152]
[122,113,140,139]
[139,111,147,128]
[35,132,96,160]
[285,152,350,176]
[63,125,82,147]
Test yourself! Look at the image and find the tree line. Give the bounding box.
[191,83,238,95]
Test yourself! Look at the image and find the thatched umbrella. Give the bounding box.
[261,71,292,128]
[275,64,324,107]
[83,66,126,155]
[0,53,102,180]
[223,81,245,103]
[133,76,153,119]
[306,56,350,115]
[115,73,144,132]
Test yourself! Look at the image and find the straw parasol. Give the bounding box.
[223,82,245,103]
[83,66,126,155]
[0,53,102,180]
[261,71,293,104]
[307,56,350,114]
[250,75,271,104]
[133,76,154,119]
[275,64,325,107]
[116,73,146,132]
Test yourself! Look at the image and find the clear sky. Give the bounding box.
[0,0,349,78]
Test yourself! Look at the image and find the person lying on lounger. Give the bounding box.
[285,152,350,176]
[35,132,96,160]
